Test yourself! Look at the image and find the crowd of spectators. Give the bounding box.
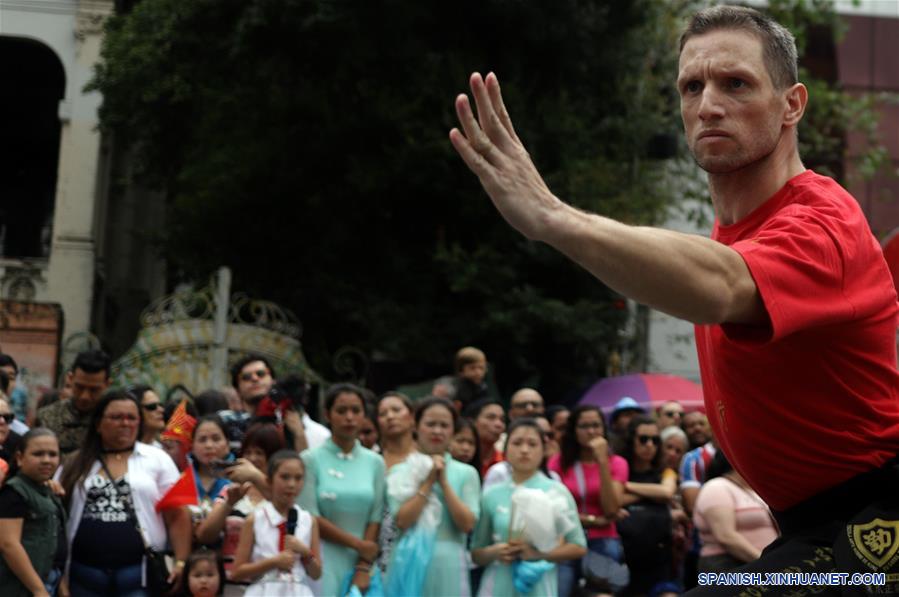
[0,345,776,596]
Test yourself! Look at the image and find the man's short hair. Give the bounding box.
[230,354,276,389]
[0,354,19,374]
[679,5,798,90]
[71,349,111,379]
[454,346,486,373]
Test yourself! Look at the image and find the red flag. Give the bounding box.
[160,400,197,452]
[156,462,199,512]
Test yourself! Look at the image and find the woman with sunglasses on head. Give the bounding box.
[384,397,480,597]
[548,405,628,597]
[297,383,385,596]
[58,390,192,596]
[617,415,678,596]
[130,385,165,449]
[473,418,586,596]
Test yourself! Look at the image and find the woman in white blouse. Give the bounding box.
[58,390,192,596]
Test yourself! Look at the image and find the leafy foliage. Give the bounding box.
[765,0,893,183]
[91,0,699,400]
[90,0,886,401]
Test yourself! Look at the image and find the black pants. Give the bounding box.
[687,458,899,596]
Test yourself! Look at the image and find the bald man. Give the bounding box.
[508,387,545,420]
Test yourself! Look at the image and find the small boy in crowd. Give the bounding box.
[452,346,488,413]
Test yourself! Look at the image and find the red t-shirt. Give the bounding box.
[480,448,504,478]
[695,170,899,511]
[548,453,629,539]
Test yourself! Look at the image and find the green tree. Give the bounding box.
[92,0,696,400]
[91,0,886,401]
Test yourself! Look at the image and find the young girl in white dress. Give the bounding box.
[231,450,322,596]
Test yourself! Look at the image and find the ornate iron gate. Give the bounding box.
[111,269,322,396]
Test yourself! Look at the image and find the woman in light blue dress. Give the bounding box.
[385,397,481,596]
[297,383,385,596]
[473,418,587,597]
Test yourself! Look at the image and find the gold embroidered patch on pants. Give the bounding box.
[847,519,899,571]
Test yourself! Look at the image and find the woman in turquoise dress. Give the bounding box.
[472,418,587,596]
[385,396,481,596]
[297,383,385,595]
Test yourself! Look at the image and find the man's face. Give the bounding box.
[237,360,273,403]
[460,359,487,386]
[678,29,786,174]
[614,410,639,432]
[358,417,379,450]
[683,412,711,446]
[551,409,569,443]
[68,368,110,414]
[657,401,685,429]
[508,389,544,420]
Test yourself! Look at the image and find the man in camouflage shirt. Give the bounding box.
[36,349,111,454]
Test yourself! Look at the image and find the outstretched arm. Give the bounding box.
[449,72,765,326]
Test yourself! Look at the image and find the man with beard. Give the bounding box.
[450,5,899,593]
[682,410,711,450]
[35,349,112,454]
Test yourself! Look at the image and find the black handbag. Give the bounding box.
[99,459,172,595]
[144,547,172,595]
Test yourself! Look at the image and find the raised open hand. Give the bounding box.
[450,72,561,241]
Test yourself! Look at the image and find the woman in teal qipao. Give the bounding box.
[473,419,586,597]
[386,397,481,596]
[298,384,385,596]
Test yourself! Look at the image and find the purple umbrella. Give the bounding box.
[579,373,705,417]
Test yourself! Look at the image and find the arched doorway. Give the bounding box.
[0,37,66,259]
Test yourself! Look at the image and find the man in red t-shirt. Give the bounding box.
[451,4,899,594]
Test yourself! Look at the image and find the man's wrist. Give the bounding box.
[537,194,575,244]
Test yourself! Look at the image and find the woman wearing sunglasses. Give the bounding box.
[617,415,678,595]
[130,385,166,449]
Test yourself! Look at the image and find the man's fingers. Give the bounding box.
[453,95,507,167]
[450,128,495,180]
[469,72,514,151]
[455,93,490,155]
[485,72,520,144]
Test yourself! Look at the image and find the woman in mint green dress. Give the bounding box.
[298,383,385,596]
[472,418,587,597]
[385,397,481,596]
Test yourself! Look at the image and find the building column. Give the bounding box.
[46,1,114,339]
